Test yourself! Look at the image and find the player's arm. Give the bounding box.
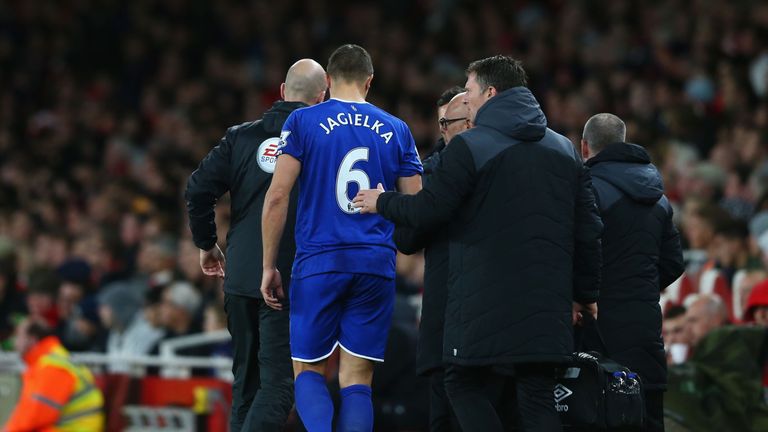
[185,129,233,277]
[4,367,75,431]
[261,154,301,310]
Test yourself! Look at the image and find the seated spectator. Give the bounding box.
[203,302,231,356]
[55,264,103,351]
[744,279,768,326]
[747,211,768,266]
[98,281,164,372]
[686,294,729,349]
[25,269,60,328]
[711,218,749,286]
[159,281,202,338]
[0,242,24,346]
[203,302,233,379]
[663,305,690,364]
[136,234,178,289]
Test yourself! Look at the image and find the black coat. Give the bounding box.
[394,140,450,376]
[584,142,684,389]
[185,101,305,298]
[378,87,603,366]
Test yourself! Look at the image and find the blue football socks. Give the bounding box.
[338,384,373,432]
[295,371,334,432]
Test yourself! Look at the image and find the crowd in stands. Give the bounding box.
[1,0,768,399]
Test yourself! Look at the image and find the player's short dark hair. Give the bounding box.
[26,319,55,340]
[664,305,687,320]
[437,86,466,107]
[466,55,527,93]
[327,44,374,83]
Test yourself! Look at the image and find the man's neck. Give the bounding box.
[330,82,366,102]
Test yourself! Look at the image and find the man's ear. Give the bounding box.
[487,86,497,99]
[280,83,286,100]
[581,139,590,160]
[364,75,374,94]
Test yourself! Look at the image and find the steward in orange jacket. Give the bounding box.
[3,319,104,432]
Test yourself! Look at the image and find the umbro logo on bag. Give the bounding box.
[554,383,573,403]
[554,383,573,412]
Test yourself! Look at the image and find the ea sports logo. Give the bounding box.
[257,137,281,173]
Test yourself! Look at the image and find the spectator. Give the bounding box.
[159,281,202,338]
[744,279,768,326]
[662,305,690,365]
[711,218,749,285]
[136,234,178,289]
[26,269,60,328]
[686,294,729,348]
[0,242,24,346]
[98,280,164,371]
[203,302,233,376]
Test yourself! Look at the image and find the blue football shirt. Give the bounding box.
[278,98,423,279]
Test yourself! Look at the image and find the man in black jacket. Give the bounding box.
[354,55,602,432]
[581,113,685,432]
[185,59,326,431]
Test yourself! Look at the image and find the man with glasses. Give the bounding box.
[439,93,472,144]
[397,89,471,431]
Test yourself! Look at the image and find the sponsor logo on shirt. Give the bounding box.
[257,137,281,173]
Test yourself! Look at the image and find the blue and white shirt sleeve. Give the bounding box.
[397,122,424,177]
[278,112,304,162]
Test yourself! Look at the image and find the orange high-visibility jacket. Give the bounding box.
[4,336,104,432]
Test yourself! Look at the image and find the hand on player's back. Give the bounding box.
[352,183,385,214]
[200,244,226,278]
[261,268,285,310]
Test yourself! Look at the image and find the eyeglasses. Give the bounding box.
[439,117,467,129]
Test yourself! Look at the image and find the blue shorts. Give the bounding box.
[289,272,395,363]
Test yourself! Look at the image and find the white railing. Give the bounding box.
[0,331,234,381]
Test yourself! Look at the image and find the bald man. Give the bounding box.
[394,88,473,432]
[686,294,728,348]
[439,92,472,144]
[186,59,326,431]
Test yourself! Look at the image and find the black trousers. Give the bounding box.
[645,390,664,432]
[444,363,562,432]
[429,370,462,432]
[224,293,293,432]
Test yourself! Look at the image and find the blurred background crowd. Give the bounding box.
[1,0,768,427]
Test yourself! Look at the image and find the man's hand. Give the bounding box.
[200,244,226,278]
[352,183,385,214]
[260,268,285,310]
[572,301,598,326]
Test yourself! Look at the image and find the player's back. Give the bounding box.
[279,98,422,280]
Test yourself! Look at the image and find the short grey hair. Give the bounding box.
[165,281,202,316]
[582,113,626,153]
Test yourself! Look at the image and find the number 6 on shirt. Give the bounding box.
[336,147,370,214]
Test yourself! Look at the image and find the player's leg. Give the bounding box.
[290,273,346,432]
[336,274,396,432]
